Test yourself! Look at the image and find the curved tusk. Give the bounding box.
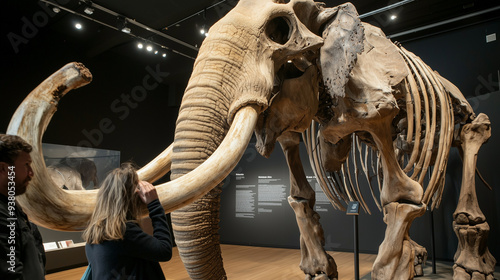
[137,144,172,183]
[7,62,95,231]
[8,62,259,230]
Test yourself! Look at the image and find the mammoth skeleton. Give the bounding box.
[6,0,495,279]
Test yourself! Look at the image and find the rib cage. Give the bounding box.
[304,45,466,213]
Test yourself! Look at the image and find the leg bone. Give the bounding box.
[372,202,426,280]
[453,113,496,279]
[289,197,338,280]
[280,132,338,280]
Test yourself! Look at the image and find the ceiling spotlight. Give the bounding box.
[137,43,143,49]
[117,16,131,34]
[80,0,94,14]
[154,50,158,54]
[146,45,153,52]
[75,23,82,30]
[52,7,61,13]
[200,24,207,35]
[84,7,94,15]
[162,53,167,58]
[390,15,397,20]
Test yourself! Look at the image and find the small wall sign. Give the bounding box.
[346,201,360,215]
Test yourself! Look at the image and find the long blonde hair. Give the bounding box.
[82,162,142,244]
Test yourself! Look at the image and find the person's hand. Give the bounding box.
[136,181,159,204]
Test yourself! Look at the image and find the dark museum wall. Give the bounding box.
[1,1,499,265]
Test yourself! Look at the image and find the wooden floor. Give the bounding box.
[46,244,377,280]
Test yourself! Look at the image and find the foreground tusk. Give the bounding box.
[137,144,172,183]
[8,62,259,230]
[7,62,94,231]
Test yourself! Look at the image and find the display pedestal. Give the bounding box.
[347,201,360,280]
[45,242,88,273]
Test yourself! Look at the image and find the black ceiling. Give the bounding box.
[2,0,499,91]
[4,0,499,58]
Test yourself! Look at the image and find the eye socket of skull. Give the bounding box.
[266,16,291,45]
[273,0,290,4]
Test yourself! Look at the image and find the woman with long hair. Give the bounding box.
[83,162,172,279]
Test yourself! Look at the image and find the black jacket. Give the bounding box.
[0,194,46,280]
[85,199,173,279]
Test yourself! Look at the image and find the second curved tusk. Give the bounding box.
[137,144,173,183]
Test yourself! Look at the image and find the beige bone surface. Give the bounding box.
[372,202,426,280]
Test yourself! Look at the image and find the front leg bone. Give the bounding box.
[453,113,496,280]
[279,133,338,280]
[289,197,337,280]
[372,202,426,280]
